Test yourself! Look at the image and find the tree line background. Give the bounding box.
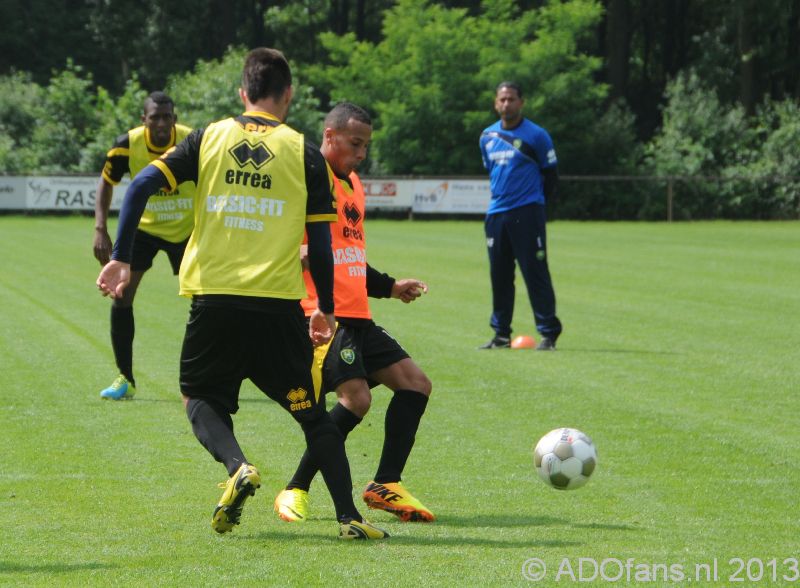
[2,0,799,219]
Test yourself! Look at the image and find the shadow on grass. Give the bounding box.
[236,514,595,548]
[378,534,581,548]
[436,513,566,528]
[123,398,180,403]
[240,528,581,549]
[233,518,639,548]
[0,561,113,574]
[436,514,640,533]
[557,347,680,355]
[571,522,640,531]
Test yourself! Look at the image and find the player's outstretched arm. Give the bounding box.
[97,260,131,299]
[95,165,166,298]
[392,279,428,304]
[93,178,114,265]
[111,164,169,263]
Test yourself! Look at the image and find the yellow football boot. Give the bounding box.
[362,481,435,522]
[274,488,309,523]
[338,518,390,540]
[211,463,261,533]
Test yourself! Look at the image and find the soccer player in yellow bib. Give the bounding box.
[96,48,387,540]
[93,92,195,400]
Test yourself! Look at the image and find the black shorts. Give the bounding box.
[179,301,324,420]
[322,321,409,392]
[131,229,188,274]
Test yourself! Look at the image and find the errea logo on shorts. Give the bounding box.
[287,388,312,411]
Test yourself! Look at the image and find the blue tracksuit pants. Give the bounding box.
[484,203,562,340]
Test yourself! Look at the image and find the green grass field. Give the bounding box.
[1,216,799,586]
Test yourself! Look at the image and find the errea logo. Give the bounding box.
[287,388,312,411]
[228,140,274,169]
[342,202,361,227]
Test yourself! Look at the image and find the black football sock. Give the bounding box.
[301,413,362,521]
[186,397,247,476]
[110,305,135,385]
[373,389,429,484]
[287,402,362,491]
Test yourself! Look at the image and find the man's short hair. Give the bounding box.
[324,102,372,130]
[242,48,292,103]
[144,91,174,111]
[496,81,523,99]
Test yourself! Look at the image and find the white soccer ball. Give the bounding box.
[533,427,598,490]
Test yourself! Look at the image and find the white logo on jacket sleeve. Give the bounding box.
[547,149,557,165]
[488,150,515,164]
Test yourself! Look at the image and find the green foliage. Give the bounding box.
[0,72,44,173]
[286,82,325,143]
[732,100,800,218]
[0,63,149,175]
[263,1,329,65]
[36,62,103,173]
[317,0,484,174]
[166,48,247,130]
[317,0,610,176]
[166,47,323,139]
[3,1,799,219]
[557,100,648,219]
[511,0,608,167]
[0,47,323,176]
[645,71,800,219]
[79,77,147,173]
[644,71,748,219]
[85,0,220,91]
[687,23,740,103]
[646,71,748,178]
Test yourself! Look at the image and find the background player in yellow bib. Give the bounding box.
[93,91,195,399]
[274,102,435,524]
[96,49,387,540]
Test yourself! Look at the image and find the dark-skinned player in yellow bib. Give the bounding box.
[93,91,195,399]
[96,48,387,540]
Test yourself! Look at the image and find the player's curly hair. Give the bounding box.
[242,48,292,103]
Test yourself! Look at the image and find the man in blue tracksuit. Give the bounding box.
[478,81,562,350]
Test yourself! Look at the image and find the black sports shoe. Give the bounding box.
[535,337,556,351]
[478,336,511,349]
